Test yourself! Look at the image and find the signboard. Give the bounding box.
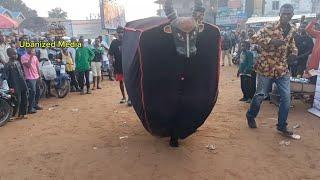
[48,22,67,37]
[101,0,126,30]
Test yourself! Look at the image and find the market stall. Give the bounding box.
[270,77,316,107]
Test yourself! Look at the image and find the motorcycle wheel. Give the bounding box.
[0,98,13,127]
[56,80,70,98]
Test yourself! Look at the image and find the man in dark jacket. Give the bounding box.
[293,22,314,77]
[4,48,28,119]
[108,26,131,106]
[221,32,232,66]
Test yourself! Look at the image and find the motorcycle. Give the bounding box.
[0,88,15,127]
[52,60,71,98]
[40,58,71,98]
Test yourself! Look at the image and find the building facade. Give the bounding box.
[264,0,312,16]
[0,6,25,23]
[252,0,265,16]
[154,0,247,26]
[312,0,320,13]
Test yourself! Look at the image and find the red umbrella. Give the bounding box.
[0,14,19,29]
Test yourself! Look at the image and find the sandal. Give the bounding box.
[9,117,16,122]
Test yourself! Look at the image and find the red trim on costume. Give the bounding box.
[138,43,152,133]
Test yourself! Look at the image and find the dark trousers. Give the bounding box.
[13,90,28,116]
[67,71,79,90]
[77,70,90,90]
[240,74,256,99]
[44,80,51,96]
[26,79,40,111]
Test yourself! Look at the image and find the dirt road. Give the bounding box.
[0,66,319,180]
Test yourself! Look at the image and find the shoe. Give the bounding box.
[17,115,28,119]
[35,106,43,110]
[277,127,293,136]
[246,114,257,128]
[97,86,102,89]
[120,98,126,104]
[92,87,96,90]
[239,98,248,102]
[127,100,132,107]
[87,90,92,94]
[28,109,37,114]
[80,89,85,95]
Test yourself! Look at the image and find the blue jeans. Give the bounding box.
[246,74,291,130]
[26,79,40,111]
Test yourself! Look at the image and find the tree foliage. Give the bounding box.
[20,17,48,33]
[48,8,68,19]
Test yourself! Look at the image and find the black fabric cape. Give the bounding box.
[122,17,221,139]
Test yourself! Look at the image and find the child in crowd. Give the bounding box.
[4,48,28,119]
[237,41,255,103]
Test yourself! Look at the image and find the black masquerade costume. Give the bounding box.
[122,0,221,147]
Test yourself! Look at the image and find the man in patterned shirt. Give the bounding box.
[246,4,298,137]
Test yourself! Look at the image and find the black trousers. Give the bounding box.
[77,70,90,90]
[13,90,28,116]
[44,80,52,96]
[67,71,79,89]
[241,74,256,99]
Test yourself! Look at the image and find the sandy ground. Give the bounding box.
[0,66,319,180]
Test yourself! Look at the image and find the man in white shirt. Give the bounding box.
[98,35,113,80]
[0,35,10,64]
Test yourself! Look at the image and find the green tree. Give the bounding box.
[20,17,48,33]
[48,8,68,19]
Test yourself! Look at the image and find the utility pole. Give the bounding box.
[262,0,265,16]
[211,0,219,25]
[100,0,106,29]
